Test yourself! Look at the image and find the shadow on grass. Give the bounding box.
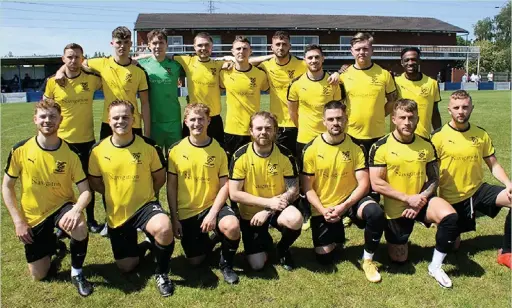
[171,254,220,289]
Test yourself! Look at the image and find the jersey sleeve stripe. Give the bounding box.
[167,171,178,175]
[286,75,301,101]
[229,177,245,181]
[152,166,165,173]
[483,152,495,158]
[354,167,368,171]
[76,177,87,185]
[300,172,315,176]
[228,144,249,178]
[368,135,388,167]
[5,172,18,179]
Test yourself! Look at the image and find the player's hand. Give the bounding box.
[338,64,350,74]
[200,211,217,233]
[401,208,419,219]
[250,210,271,226]
[266,196,287,211]
[55,70,66,87]
[60,207,82,231]
[327,72,340,85]
[332,203,349,218]
[406,194,427,209]
[321,207,336,222]
[221,56,235,62]
[505,182,512,201]
[221,61,234,71]
[131,58,139,65]
[172,220,183,239]
[15,221,33,244]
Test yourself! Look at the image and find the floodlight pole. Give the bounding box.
[465,33,469,74]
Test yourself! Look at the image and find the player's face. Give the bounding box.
[111,38,132,57]
[34,108,62,137]
[185,110,210,136]
[232,42,251,62]
[351,40,373,64]
[109,105,134,136]
[305,49,324,73]
[271,38,291,59]
[323,108,347,136]
[448,98,473,124]
[401,51,420,74]
[392,108,418,137]
[193,37,212,60]
[149,36,167,58]
[250,116,276,146]
[62,48,83,72]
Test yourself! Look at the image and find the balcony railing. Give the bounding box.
[133,44,480,60]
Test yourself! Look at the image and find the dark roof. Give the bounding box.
[135,13,467,33]
[1,56,62,66]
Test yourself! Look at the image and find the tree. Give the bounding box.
[494,2,511,48]
[473,17,494,41]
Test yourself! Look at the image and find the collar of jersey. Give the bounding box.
[187,136,212,148]
[306,71,326,82]
[403,72,423,82]
[252,142,273,158]
[275,55,292,67]
[112,57,132,67]
[110,135,136,148]
[447,122,471,133]
[391,131,415,144]
[320,133,346,146]
[352,63,374,71]
[235,64,252,73]
[35,136,62,152]
[64,71,82,80]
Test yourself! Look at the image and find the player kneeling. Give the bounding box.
[229,112,303,271]
[167,104,241,284]
[369,99,458,288]
[302,100,385,282]
[2,100,93,296]
[88,100,175,297]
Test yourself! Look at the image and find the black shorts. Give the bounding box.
[224,133,251,160]
[350,136,382,165]
[452,183,504,233]
[384,203,429,245]
[240,211,282,255]
[100,122,143,140]
[348,196,378,229]
[179,205,237,258]
[69,140,95,174]
[24,203,74,263]
[277,127,298,158]
[108,201,167,260]
[183,115,225,148]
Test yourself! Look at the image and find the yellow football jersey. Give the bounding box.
[340,64,396,139]
[395,73,441,138]
[431,124,495,204]
[44,72,101,143]
[369,133,437,219]
[4,137,85,227]
[258,56,307,127]
[88,135,164,228]
[302,135,367,216]
[229,143,297,220]
[168,137,228,220]
[174,55,224,116]
[287,72,342,144]
[87,57,148,128]
[220,65,269,136]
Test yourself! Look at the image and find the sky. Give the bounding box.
[0,0,507,57]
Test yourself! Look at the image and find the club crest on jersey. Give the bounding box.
[54,160,67,174]
[371,75,379,85]
[125,73,133,83]
[204,155,216,168]
[165,67,173,76]
[418,149,427,161]
[210,68,217,76]
[470,136,480,146]
[80,82,90,92]
[131,152,142,164]
[249,77,257,88]
[420,86,429,96]
[287,70,295,79]
[341,151,351,160]
[267,163,278,176]
[322,86,331,95]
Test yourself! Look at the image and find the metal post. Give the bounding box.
[17,63,21,92]
[465,34,469,74]
[477,54,480,76]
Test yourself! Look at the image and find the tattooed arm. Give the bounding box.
[420,161,439,198]
[281,176,299,204]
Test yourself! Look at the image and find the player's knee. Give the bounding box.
[152,220,174,244]
[116,258,139,273]
[29,266,50,281]
[219,217,240,240]
[279,211,303,230]
[247,253,266,271]
[315,246,336,265]
[70,221,88,241]
[362,202,385,228]
[188,255,206,266]
[436,213,459,253]
[388,244,408,263]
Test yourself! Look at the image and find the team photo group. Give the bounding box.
[2,25,511,298]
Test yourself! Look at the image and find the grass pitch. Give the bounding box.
[1,91,511,307]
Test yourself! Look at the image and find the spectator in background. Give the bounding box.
[487,72,494,82]
[437,71,442,83]
[470,73,476,83]
[22,73,31,91]
[461,74,468,83]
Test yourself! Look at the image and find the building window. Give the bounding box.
[339,36,351,45]
[167,36,184,53]
[290,36,320,52]
[212,35,222,51]
[245,35,268,54]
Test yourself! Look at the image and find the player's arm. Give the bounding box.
[384,90,398,116]
[2,174,33,244]
[139,90,151,137]
[370,166,426,209]
[249,54,274,66]
[201,177,229,232]
[152,168,166,192]
[302,174,328,214]
[287,100,299,128]
[419,161,439,198]
[281,176,299,204]
[334,169,370,216]
[88,175,105,195]
[166,172,182,238]
[229,179,287,211]
[60,180,92,232]
[431,102,442,131]
[484,155,512,190]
